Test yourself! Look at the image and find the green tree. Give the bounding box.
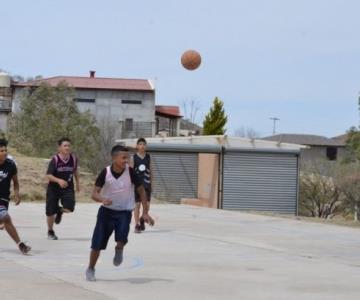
[8,82,101,172]
[346,126,360,161]
[202,97,227,135]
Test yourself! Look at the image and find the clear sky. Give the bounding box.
[1,0,359,137]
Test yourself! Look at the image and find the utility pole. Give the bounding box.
[270,117,280,135]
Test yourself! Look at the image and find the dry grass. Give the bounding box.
[246,210,360,228]
[9,148,95,203]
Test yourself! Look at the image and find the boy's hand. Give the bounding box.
[76,184,81,193]
[142,213,155,226]
[57,179,69,189]
[14,194,21,206]
[102,198,112,206]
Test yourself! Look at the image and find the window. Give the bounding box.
[125,118,133,131]
[74,98,95,103]
[326,147,337,161]
[122,100,142,105]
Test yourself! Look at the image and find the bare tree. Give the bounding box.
[234,126,260,139]
[334,162,360,221]
[180,98,201,125]
[299,160,343,218]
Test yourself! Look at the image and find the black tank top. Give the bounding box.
[133,153,151,188]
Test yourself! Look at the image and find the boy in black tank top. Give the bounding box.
[131,138,152,233]
[45,137,80,240]
[0,139,31,254]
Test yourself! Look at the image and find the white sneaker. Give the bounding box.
[86,267,96,281]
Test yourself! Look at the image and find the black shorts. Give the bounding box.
[135,186,151,203]
[46,187,75,216]
[91,206,132,250]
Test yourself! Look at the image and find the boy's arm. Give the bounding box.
[74,169,80,192]
[12,175,20,205]
[47,174,68,189]
[91,186,112,206]
[136,184,154,225]
[46,159,68,188]
[150,159,154,190]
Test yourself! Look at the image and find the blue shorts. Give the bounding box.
[0,206,8,221]
[91,206,132,250]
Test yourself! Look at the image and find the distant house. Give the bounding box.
[155,106,182,137]
[262,134,348,164]
[179,119,202,136]
[11,71,156,139]
[155,105,202,137]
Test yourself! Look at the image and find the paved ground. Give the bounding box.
[0,203,360,300]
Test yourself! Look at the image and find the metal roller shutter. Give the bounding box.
[150,152,198,203]
[222,152,298,214]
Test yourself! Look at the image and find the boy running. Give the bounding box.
[0,138,31,254]
[131,138,152,233]
[86,145,154,282]
[46,137,80,240]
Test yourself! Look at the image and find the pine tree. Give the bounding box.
[202,97,227,135]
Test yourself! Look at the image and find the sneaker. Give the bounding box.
[139,217,146,231]
[85,267,96,281]
[18,242,31,254]
[55,210,63,225]
[47,230,58,240]
[134,224,141,233]
[113,247,123,267]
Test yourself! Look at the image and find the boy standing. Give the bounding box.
[86,145,154,282]
[132,138,152,233]
[0,139,31,254]
[46,137,80,240]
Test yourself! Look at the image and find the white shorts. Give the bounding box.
[0,206,8,221]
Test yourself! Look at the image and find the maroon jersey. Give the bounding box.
[47,154,77,191]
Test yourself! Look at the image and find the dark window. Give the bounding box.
[74,98,95,103]
[121,100,142,105]
[125,118,133,131]
[326,147,337,161]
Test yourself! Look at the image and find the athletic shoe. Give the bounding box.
[85,267,96,281]
[113,247,123,266]
[55,210,63,225]
[139,217,146,231]
[47,230,58,240]
[134,224,141,233]
[18,242,31,254]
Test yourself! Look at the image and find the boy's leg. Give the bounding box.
[2,214,31,254]
[113,211,132,266]
[89,249,101,269]
[56,189,75,224]
[86,206,113,281]
[134,202,141,233]
[3,215,20,244]
[140,188,151,231]
[86,250,99,281]
[46,188,60,239]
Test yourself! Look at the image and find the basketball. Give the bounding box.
[181,50,201,70]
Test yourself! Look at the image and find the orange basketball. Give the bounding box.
[181,50,201,70]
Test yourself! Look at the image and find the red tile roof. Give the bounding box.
[12,76,154,92]
[155,106,183,118]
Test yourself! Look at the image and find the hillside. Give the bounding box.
[8,149,95,203]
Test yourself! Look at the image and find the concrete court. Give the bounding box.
[0,203,360,300]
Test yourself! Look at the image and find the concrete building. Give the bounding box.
[0,72,12,131]
[11,71,156,139]
[262,134,348,166]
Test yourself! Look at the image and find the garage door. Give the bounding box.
[150,152,198,203]
[222,152,298,214]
